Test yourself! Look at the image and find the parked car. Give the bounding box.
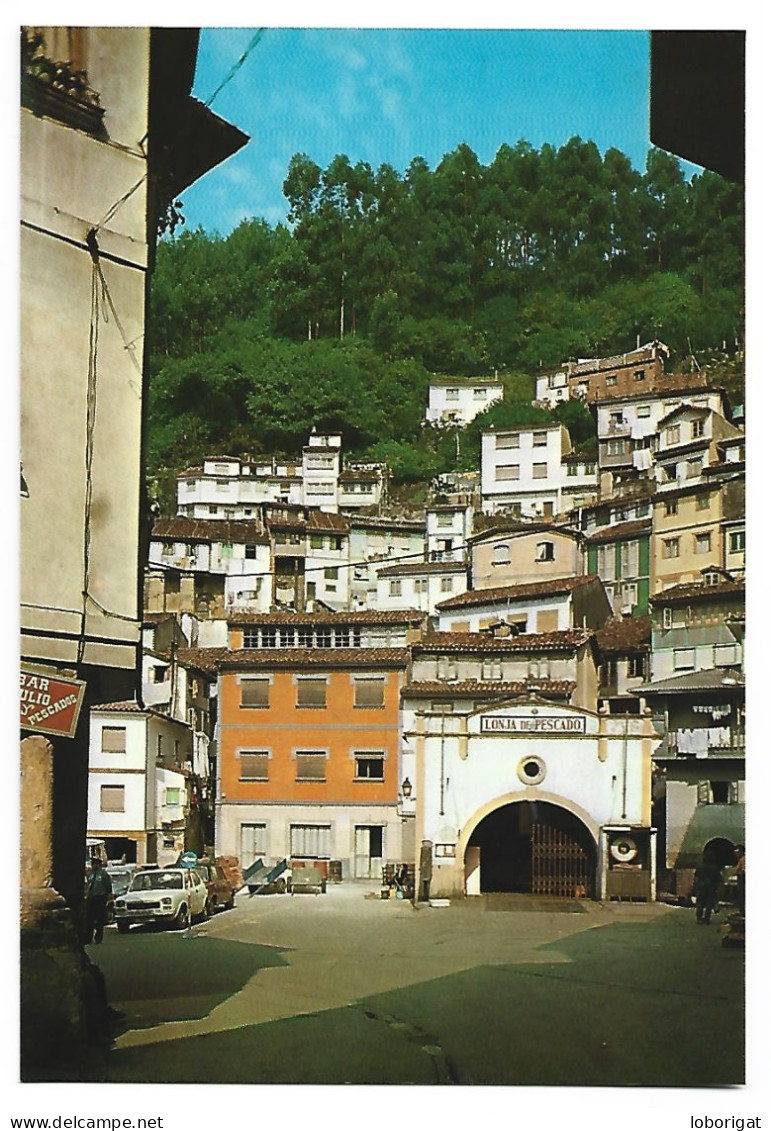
[113,866,208,933]
[103,863,139,922]
[195,858,237,915]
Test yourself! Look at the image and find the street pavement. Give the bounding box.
[85,882,744,1086]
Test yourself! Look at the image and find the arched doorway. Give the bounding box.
[466,800,597,898]
[703,836,737,868]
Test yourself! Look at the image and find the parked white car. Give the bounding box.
[114,867,208,933]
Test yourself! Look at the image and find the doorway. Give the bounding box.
[354,825,384,879]
[466,800,596,897]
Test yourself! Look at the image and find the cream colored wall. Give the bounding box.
[651,491,722,593]
[20,28,151,669]
[472,530,579,588]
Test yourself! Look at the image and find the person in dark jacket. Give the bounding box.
[85,858,113,944]
[693,851,723,924]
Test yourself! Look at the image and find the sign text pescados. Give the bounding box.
[20,668,87,738]
[480,714,586,735]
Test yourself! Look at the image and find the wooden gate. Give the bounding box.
[531,822,593,897]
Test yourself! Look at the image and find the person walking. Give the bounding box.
[85,857,113,944]
[692,851,723,925]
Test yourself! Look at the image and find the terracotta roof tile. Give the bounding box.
[583,519,651,544]
[152,518,269,544]
[435,575,600,611]
[227,609,427,625]
[378,560,468,577]
[218,648,411,669]
[595,616,651,654]
[402,679,576,699]
[414,629,594,654]
[306,510,350,532]
[649,580,745,606]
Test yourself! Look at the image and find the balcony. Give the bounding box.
[656,728,745,758]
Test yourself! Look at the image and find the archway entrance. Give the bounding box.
[466,800,597,898]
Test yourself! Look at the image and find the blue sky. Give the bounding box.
[182,27,696,237]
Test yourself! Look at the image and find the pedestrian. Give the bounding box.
[733,843,745,917]
[692,850,723,925]
[85,857,113,944]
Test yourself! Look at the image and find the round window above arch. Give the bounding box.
[517,756,546,786]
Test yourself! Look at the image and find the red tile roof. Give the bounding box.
[378,560,468,577]
[217,648,411,670]
[227,609,427,626]
[152,518,269,544]
[583,519,651,544]
[649,580,745,606]
[306,511,350,532]
[402,679,576,699]
[595,616,651,654]
[435,575,601,611]
[414,629,595,654]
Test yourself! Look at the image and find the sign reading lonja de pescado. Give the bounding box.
[480,714,587,735]
[20,667,87,738]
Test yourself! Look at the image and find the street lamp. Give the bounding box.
[401,777,413,799]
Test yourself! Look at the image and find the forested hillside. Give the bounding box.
[148,137,743,491]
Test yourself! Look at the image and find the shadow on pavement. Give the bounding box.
[96,910,743,1086]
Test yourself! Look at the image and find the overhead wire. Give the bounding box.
[202,28,267,109]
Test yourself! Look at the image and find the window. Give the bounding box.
[324,567,338,581]
[637,405,651,418]
[694,532,712,554]
[532,464,548,479]
[440,576,454,593]
[414,578,428,595]
[533,431,548,447]
[241,679,270,708]
[240,823,267,863]
[100,785,125,813]
[692,419,705,439]
[665,425,681,445]
[610,412,623,425]
[715,644,739,667]
[309,534,325,550]
[354,754,385,780]
[297,679,327,708]
[606,375,617,387]
[492,542,511,565]
[296,751,327,781]
[446,388,460,401]
[665,498,678,516]
[663,537,680,559]
[606,439,627,456]
[634,369,646,381]
[240,751,270,781]
[436,514,454,528]
[674,648,695,670]
[289,824,331,858]
[495,465,520,481]
[627,656,645,678]
[536,541,555,562]
[495,434,520,449]
[165,787,181,806]
[306,482,335,496]
[473,387,487,400]
[729,530,745,554]
[316,627,332,648]
[101,726,127,753]
[662,608,673,629]
[279,628,295,648]
[216,480,230,492]
[389,579,402,597]
[354,678,385,708]
[696,494,710,511]
[482,658,503,680]
[566,463,578,477]
[245,544,257,559]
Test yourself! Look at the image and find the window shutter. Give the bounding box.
[101,726,127,753]
[296,752,327,780]
[240,752,269,780]
[297,679,327,708]
[241,679,270,708]
[355,678,386,708]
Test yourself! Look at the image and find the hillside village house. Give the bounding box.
[176,433,385,519]
[595,378,730,480]
[426,376,504,427]
[146,518,273,619]
[595,615,652,711]
[434,575,612,635]
[214,609,427,880]
[652,403,744,487]
[426,503,474,561]
[347,514,427,608]
[650,477,745,593]
[469,523,583,590]
[86,701,197,865]
[376,559,469,617]
[583,518,652,617]
[402,631,659,900]
[481,423,598,518]
[534,341,670,408]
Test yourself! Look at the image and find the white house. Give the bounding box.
[87,701,194,865]
[481,424,573,517]
[426,504,474,562]
[426,377,504,427]
[347,515,427,609]
[434,575,612,635]
[375,560,469,616]
[652,405,744,489]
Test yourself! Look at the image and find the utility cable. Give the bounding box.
[203,29,266,109]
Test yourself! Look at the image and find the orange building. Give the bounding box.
[216,611,424,879]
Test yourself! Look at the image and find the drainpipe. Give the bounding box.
[621,713,629,821]
[439,709,446,816]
